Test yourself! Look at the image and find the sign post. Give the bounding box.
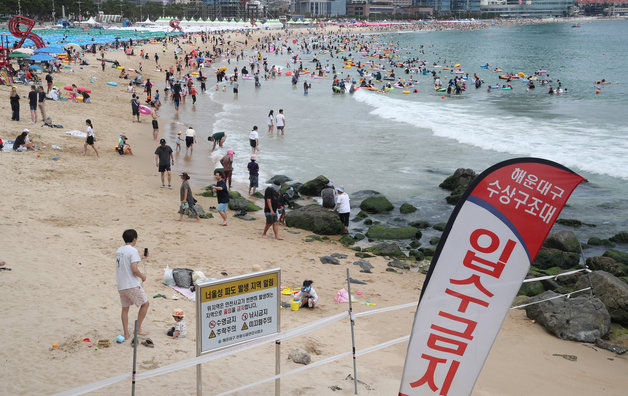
[196,268,281,395]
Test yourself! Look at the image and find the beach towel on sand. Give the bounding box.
[171,285,196,301]
[64,130,87,138]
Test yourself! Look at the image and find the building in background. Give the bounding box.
[292,0,347,15]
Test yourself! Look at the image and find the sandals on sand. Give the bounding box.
[141,338,155,348]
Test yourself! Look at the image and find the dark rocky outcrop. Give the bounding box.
[399,203,417,214]
[354,260,374,273]
[587,237,616,248]
[409,220,430,229]
[517,280,545,297]
[543,230,581,253]
[285,205,343,235]
[533,247,579,270]
[360,196,394,214]
[433,222,446,232]
[575,271,628,326]
[525,291,610,342]
[586,256,626,277]
[439,168,477,204]
[603,249,628,265]
[610,231,628,243]
[366,225,421,240]
[339,234,356,246]
[266,175,292,184]
[388,260,411,270]
[320,256,340,265]
[298,175,330,196]
[228,197,261,212]
[364,242,405,258]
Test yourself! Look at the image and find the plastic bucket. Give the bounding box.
[290,300,300,311]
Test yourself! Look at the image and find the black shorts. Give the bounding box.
[152,120,158,129]
[277,126,284,130]
[339,212,350,226]
[159,164,171,172]
[265,212,278,225]
[86,135,94,145]
[132,109,139,116]
[233,88,238,93]
[30,104,37,111]
[249,139,257,148]
[185,136,194,147]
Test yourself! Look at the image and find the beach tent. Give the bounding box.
[64,43,83,52]
[142,18,155,25]
[81,17,100,26]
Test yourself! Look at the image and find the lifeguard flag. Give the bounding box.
[399,158,586,396]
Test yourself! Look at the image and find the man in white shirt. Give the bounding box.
[116,229,149,340]
[335,186,351,233]
[276,109,286,135]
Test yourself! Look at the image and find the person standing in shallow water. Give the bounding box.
[267,110,274,134]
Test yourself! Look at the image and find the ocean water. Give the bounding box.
[161,20,628,251]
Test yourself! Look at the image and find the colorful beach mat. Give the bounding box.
[171,285,195,301]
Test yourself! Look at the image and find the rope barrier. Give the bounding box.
[54,267,593,396]
[216,335,411,396]
[510,287,592,309]
[521,268,590,283]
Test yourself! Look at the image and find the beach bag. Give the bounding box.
[334,288,349,303]
[173,268,194,288]
[163,264,175,287]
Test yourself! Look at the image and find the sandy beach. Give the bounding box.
[1,26,627,395]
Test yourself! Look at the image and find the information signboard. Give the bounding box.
[196,268,280,354]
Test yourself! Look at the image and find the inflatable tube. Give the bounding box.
[191,72,199,76]
[480,64,488,68]
[402,90,410,94]
[454,64,460,67]
[502,87,512,90]
[138,105,152,115]
[312,75,323,79]
[284,71,292,76]
[106,81,118,86]
[435,88,447,92]
[490,85,500,89]
[241,76,253,80]
[64,86,91,93]
[76,95,83,101]
[455,71,465,75]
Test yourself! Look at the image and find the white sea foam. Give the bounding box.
[353,90,628,180]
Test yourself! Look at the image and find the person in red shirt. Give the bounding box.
[190,86,197,104]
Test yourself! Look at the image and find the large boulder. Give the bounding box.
[532,247,579,269]
[610,231,628,243]
[439,168,476,205]
[266,175,292,184]
[525,290,610,342]
[285,204,343,235]
[603,249,628,265]
[366,225,421,240]
[364,242,406,258]
[360,196,394,214]
[228,197,261,212]
[298,175,330,196]
[399,203,417,214]
[575,271,628,326]
[586,256,626,277]
[543,230,580,253]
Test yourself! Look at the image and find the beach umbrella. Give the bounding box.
[34,46,65,54]
[30,53,55,62]
[29,65,42,70]
[9,52,30,58]
[13,47,34,55]
[64,43,82,52]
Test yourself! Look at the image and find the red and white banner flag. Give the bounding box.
[399,158,586,396]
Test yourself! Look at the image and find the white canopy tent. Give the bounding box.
[80,17,101,26]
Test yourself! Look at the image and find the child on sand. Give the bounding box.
[293,280,318,309]
[176,130,183,151]
[167,309,187,339]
